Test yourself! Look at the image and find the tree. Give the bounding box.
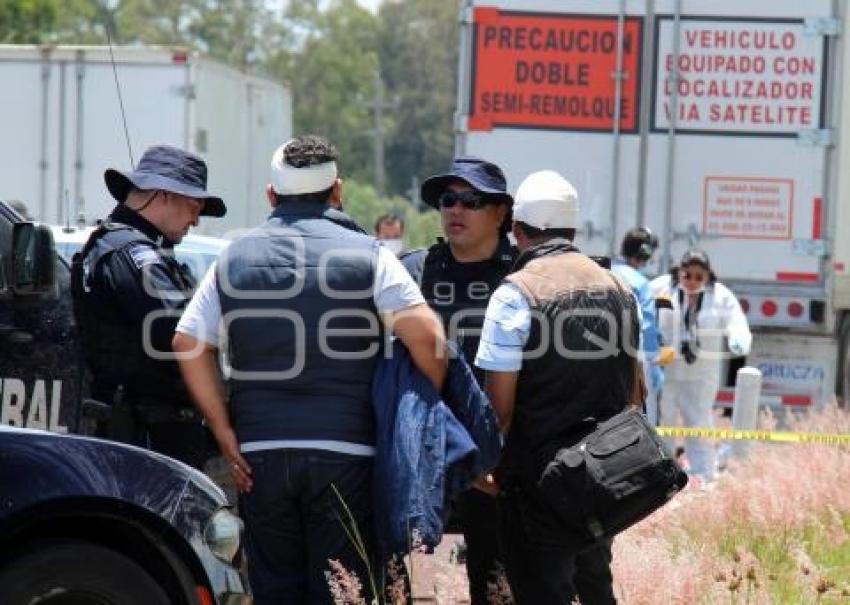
[267,0,380,185]
[378,0,460,194]
[188,0,279,68]
[115,0,196,46]
[36,0,461,206]
[0,0,62,43]
[47,0,276,69]
[343,179,441,250]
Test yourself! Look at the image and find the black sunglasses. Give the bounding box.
[681,270,707,282]
[438,190,494,211]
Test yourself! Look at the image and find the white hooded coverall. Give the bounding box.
[650,275,752,480]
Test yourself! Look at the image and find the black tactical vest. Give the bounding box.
[402,237,516,382]
[71,222,194,406]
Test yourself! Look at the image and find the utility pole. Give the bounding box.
[373,72,386,197]
[406,175,421,210]
[368,70,398,197]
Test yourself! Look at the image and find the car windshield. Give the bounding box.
[51,226,229,283]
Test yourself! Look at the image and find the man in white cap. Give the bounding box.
[474,170,643,604]
[173,135,447,604]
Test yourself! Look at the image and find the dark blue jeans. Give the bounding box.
[238,449,375,605]
[500,483,616,605]
[456,488,504,605]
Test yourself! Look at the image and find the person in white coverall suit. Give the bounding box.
[650,249,751,481]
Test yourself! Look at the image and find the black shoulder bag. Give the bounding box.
[536,406,688,549]
[535,275,688,548]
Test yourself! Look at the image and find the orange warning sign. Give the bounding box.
[468,8,642,132]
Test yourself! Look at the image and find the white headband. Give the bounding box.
[270,140,338,195]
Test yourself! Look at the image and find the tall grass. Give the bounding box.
[329,406,850,603]
[611,404,850,604]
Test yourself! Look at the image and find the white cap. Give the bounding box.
[270,140,338,195]
[513,170,579,229]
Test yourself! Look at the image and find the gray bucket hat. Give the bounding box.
[104,145,226,217]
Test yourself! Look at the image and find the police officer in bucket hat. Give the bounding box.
[71,145,226,469]
[402,155,516,605]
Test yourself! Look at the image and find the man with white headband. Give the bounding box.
[173,135,447,604]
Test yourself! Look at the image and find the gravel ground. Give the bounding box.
[409,535,470,603]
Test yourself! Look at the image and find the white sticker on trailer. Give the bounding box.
[653,18,825,135]
[743,332,837,407]
[703,176,793,239]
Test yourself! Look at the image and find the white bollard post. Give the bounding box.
[731,367,762,458]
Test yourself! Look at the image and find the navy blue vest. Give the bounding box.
[217,202,381,445]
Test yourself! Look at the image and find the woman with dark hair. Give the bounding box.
[649,249,751,482]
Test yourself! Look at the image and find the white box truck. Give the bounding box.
[0,44,292,237]
[455,0,850,409]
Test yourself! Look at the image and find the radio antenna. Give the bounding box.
[104,12,135,168]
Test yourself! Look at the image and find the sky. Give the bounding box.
[268,0,383,14]
[357,0,382,12]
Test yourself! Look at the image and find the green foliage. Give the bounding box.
[712,519,850,604]
[267,0,380,186]
[186,0,278,68]
[29,0,462,198]
[49,0,278,67]
[267,0,460,195]
[115,0,194,46]
[0,0,61,43]
[343,179,441,250]
[49,0,108,45]
[378,0,460,194]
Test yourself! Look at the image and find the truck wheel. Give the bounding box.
[0,540,171,605]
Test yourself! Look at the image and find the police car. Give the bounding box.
[0,201,248,604]
[50,223,229,284]
[0,425,251,605]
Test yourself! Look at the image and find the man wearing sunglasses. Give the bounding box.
[401,156,515,605]
[72,145,226,469]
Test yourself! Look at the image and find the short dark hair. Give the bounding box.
[516,221,575,242]
[275,134,338,205]
[374,213,405,233]
[620,227,658,261]
[283,134,338,168]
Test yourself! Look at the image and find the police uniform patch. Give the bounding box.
[128,244,161,269]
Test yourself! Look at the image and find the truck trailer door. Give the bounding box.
[646,7,834,285]
[459,3,645,258]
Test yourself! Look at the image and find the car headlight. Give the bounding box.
[204,508,243,563]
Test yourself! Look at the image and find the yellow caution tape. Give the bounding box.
[656,426,850,446]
